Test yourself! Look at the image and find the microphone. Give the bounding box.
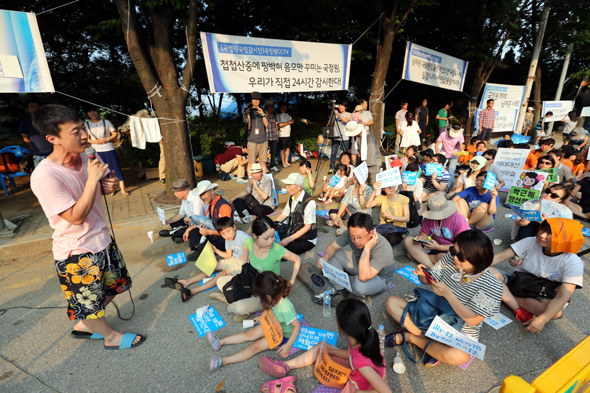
[85,146,96,161]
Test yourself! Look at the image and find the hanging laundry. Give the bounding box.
[141,117,162,143]
[129,116,146,149]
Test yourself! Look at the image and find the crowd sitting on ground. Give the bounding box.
[27,97,590,393]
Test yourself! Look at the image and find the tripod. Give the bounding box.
[313,101,347,192]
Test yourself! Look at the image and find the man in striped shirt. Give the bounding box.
[478,99,495,142]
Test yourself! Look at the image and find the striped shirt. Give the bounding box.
[430,253,503,340]
[479,108,495,129]
[420,168,450,192]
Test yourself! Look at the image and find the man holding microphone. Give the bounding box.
[30,104,145,350]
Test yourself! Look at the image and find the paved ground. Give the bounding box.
[1,146,589,393]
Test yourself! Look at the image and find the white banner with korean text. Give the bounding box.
[200,32,351,93]
[474,109,519,132]
[541,101,574,122]
[401,42,468,92]
[479,83,525,110]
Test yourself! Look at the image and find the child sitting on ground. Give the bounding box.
[208,271,301,371]
[164,217,249,302]
[320,164,350,204]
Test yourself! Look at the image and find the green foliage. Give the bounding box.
[295,121,323,152]
[189,118,245,157]
[119,136,160,168]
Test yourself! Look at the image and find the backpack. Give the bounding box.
[400,190,422,228]
[222,263,259,303]
[0,153,19,173]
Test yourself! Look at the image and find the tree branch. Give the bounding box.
[180,0,198,102]
[393,0,419,35]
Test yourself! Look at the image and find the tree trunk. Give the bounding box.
[465,63,486,141]
[533,65,542,125]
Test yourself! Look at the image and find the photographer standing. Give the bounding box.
[329,100,351,174]
[243,92,269,175]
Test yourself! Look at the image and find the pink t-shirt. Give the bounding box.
[348,345,386,391]
[436,131,464,158]
[420,212,469,245]
[31,155,111,260]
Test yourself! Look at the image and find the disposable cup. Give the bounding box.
[242,320,255,329]
[147,231,154,243]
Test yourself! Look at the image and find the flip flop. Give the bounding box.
[385,329,404,348]
[206,332,221,351]
[104,333,146,350]
[164,277,185,291]
[210,356,222,371]
[259,355,290,378]
[261,376,296,393]
[181,288,193,302]
[71,330,104,340]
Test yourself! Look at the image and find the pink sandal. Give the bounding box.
[261,376,296,393]
[259,355,290,378]
[206,332,221,351]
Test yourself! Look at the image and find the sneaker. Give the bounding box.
[173,237,184,244]
[515,307,534,323]
[328,169,334,175]
[424,355,441,368]
[233,215,243,224]
[160,179,165,184]
[271,166,279,172]
[235,178,248,184]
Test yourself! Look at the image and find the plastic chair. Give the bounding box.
[0,171,30,196]
[0,145,31,162]
[380,132,394,151]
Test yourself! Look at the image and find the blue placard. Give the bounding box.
[582,228,590,237]
[511,134,531,144]
[483,172,497,191]
[510,205,542,222]
[294,327,338,350]
[166,252,188,267]
[425,163,443,177]
[396,266,422,286]
[189,306,226,337]
[401,171,418,185]
[328,174,341,188]
[316,209,331,220]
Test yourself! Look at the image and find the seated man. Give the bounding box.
[183,180,233,261]
[319,212,394,297]
[404,194,469,268]
[159,179,206,243]
[218,144,248,182]
[231,162,274,223]
[274,173,317,255]
[489,218,584,332]
[452,171,499,232]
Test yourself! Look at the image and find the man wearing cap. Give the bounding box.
[319,212,395,297]
[159,179,207,243]
[274,173,317,254]
[264,100,280,172]
[404,194,469,268]
[478,99,495,142]
[243,92,269,175]
[231,162,274,223]
[184,180,233,261]
[329,100,351,174]
[435,124,465,192]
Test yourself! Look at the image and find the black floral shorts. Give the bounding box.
[55,241,132,320]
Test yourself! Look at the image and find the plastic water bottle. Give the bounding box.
[377,324,385,353]
[323,290,331,317]
[393,351,406,374]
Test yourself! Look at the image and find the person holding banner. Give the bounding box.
[321,152,354,198]
[243,92,270,175]
[328,174,373,236]
[366,183,410,246]
[447,156,486,199]
[478,99,495,142]
[259,298,390,393]
[420,154,450,201]
[385,230,503,367]
[208,271,301,372]
[490,219,584,332]
[452,172,499,233]
[533,111,553,145]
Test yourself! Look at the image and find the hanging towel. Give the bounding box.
[130,116,146,149]
[141,117,162,143]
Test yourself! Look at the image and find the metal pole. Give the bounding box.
[514,4,551,133]
[547,38,574,133]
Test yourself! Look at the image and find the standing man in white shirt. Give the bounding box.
[277,102,295,168]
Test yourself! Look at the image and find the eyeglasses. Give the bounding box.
[349,233,370,242]
[539,161,552,165]
[449,245,466,262]
[543,190,561,199]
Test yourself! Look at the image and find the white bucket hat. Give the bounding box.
[421,194,457,220]
[344,121,364,137]
[194,180,218,196]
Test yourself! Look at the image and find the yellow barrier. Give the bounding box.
[194,160,203,178]
[500,335,590,393]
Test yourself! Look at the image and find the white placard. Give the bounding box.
[541,101,574,122]
[376,167,402,189]
[483,313,513,330]
[581,107,590,116]
[474,109,519,132]
[320,258,352,292]
[401,42,468,92]
[489,148,529,191]
[426,316,486,360]
[353,161,368,185]
[200,32,351,93]
[156,207,166,226]
[479,83,525,110]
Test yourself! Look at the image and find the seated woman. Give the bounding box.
[536,155,555,171]
[452,171,499,232]
[320,164,350,204]
[404,194,469,268]
[385,230,503,367]
[401,145,419,171]
[298,160,315,196]
[513,184,573,241]
[447,156,486,199]
[567,174,590,220]
[366,183,410,246]
[327,174,373,236]
[489,219,584,332]
[231,162,274,223]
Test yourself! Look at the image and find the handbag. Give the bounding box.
[507,271,560,299]
[375,223,409,236]
[243,194,260,211]
[400,287,464,363]
[275,221,291,240]
[222,263,259,303]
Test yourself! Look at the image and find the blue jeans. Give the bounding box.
[329,139,350,170]
[446,157,459,191]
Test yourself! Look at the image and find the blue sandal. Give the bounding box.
[104,333,146,350]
